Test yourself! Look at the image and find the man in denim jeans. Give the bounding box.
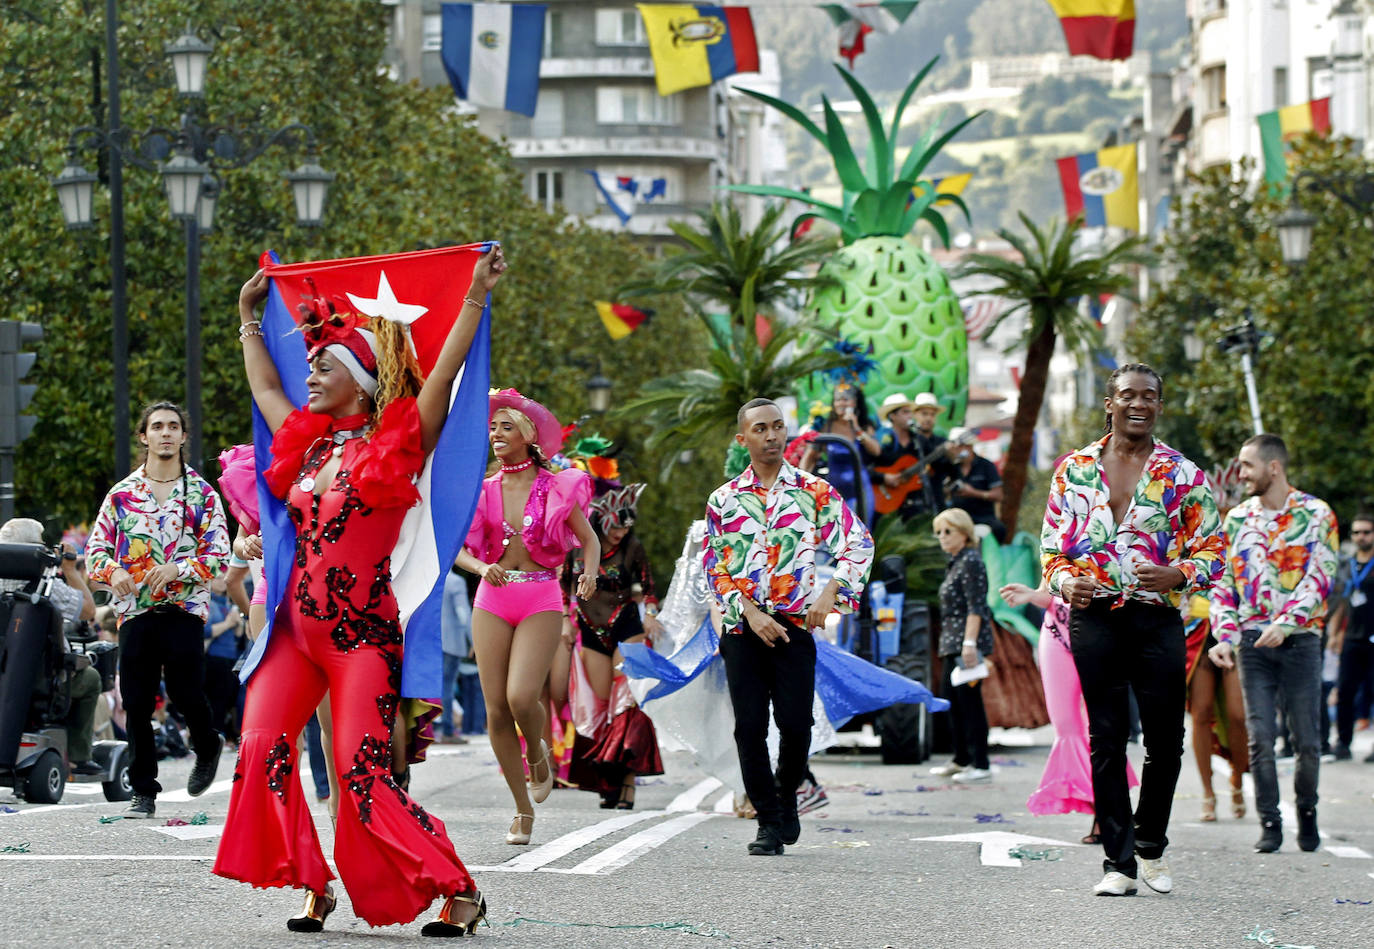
[1210,434,1339,854]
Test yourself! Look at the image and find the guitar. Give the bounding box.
[872,429,978,515]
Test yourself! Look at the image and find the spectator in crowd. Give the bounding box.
[202,575,243,744]
[440,563,475,743]
[1330,513,1374,762]
[946,429,1006,544]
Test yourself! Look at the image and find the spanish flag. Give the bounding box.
[1055,143,1138,233]
[1258,98,1332,184]
[1047,1,1134,61]
[637,5,760,96]
[596,301,652,340]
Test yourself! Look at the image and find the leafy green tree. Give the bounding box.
[0,0,707,575]
[959,214,1152,531]
[1131,138,1374,520]
[613,201,845,474]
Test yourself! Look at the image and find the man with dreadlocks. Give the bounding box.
[561,478,665,808]
[87,401,231,820]
[1042,363,1225,898]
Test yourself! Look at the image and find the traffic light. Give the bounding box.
[0,320,43,449]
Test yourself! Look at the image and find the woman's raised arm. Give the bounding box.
[238,269,295,433]
[417,244,507,453]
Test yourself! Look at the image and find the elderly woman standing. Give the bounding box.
[929,508,995,784]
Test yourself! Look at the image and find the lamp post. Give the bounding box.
[1216,311,1267,436]
[53,18,333,472]
[585,372,613,415]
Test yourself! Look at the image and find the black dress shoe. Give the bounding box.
[71,759,104,776]
[1255,820,1283,853]
[1332,745,1353,761]
[1297,808,1320,852]
[748,826,785,856]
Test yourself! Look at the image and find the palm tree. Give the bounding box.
[613,201,847,476]
[958,214,1153,532]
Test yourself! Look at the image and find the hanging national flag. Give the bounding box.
[637,5,760,96]
[440,2,546,117]
[960,296,1005,342]
[239,244,493,699]
[1046,0,1134,61]
[616,177,640,197]
[907,172,973,209]
[1258,97,1332,184]
[615,176,668,202]
[642,177,667,202]
[818,2,919,66]
[596,301,653,340]
[1055,143,1138,233]
[586,170,634,225]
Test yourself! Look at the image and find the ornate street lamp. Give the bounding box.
[1275,199,1316,269]
[196,174,220,234]
[285,159,336,228]
[165,28,213,98]
[585,373,612,414]
[161,152,209,220]
[52,158,98,230]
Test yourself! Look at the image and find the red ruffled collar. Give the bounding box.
[329,412,369,433]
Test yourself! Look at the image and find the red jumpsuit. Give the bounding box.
[213,399,473,927]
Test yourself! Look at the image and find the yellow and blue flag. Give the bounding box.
[1055,143,1138,233]
[637,5,760,96]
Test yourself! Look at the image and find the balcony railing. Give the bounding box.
[540,57,655,79]
[508,135,723,161]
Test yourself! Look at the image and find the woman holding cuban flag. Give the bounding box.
[212,246,505,937]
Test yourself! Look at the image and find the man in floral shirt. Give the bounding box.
[1208,434,1338,855]
[1042,364,1225,897]
[87,402,230,820]
[704,398,873,856]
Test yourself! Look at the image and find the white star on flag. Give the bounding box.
[346,271,429,325]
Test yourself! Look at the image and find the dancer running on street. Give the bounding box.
[213,246,505,936]
[456,389,596,845]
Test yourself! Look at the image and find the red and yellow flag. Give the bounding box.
[1046,1,1134,61]
[1258,98,1332,184]
[595,301,652,340]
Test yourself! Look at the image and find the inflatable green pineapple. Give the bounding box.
[731,60,979,423]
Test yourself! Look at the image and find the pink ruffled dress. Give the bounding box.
[1027,601,1138,816]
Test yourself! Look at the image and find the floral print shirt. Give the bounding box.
[704,461,874,635]
[1209,490,1339,645]
[1041,435,1225,609]
[87,466,230,626]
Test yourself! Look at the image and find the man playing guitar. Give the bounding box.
[872,393,966,519]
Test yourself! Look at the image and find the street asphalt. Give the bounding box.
[3,722,1373,948]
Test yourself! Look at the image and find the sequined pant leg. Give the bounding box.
[213,630,332,893]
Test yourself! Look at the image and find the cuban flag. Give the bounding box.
[440,3,546,117]
[238,244,493,700]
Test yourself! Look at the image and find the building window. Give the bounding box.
[1201,65,1226,112]
[532,171,565,212]
[596,86,680,125]
[596,8,646,46]
[544,10,562,57]
[531,90,565,138]
[1273,67,1288,109]
[423,12,442,52]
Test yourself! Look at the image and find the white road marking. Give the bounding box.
[1324,845,1372,860]
[467,810,661,872]
[913,831,1079,868]
[712,790,735,814]
[159,779,233,803]
[548,812,719,875]
[60,784,104,796]
[1,801,102,817]
[0,855,213,861]
[149,823,225,841]
[666,777,722,813]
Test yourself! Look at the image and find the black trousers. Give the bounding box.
[1336,636,1374,749]
[118,608,219,796]
[941,656,989,770]
[1070,599,1185,877]
[720,615,816,828]
[203,654,242,742]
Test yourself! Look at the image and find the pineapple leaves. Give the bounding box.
[821,96,869,194]
[886,57,940,171]
[898,109,987,184]
[834,63,891,188]
[733,87,827,148]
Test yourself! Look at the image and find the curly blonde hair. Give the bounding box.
[368,317,425,417]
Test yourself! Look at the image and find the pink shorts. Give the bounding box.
[474,572,564,627]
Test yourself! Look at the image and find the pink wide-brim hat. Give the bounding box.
[217,443,260,531]
[489,388,564,458]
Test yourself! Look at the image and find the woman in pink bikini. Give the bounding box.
[456,389,596,845]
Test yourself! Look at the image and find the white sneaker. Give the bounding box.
[951,767,992,784]
[929,762,964,777]
[1092,871,1138,896]
[1140,856,1173,893]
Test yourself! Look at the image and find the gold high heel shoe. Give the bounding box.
[421,890,489,937]
[286,885,337,933]
[527,739,553,804]
[506,812,534,845]
[1200,795,1217,822]
[1231,785,1246,819]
